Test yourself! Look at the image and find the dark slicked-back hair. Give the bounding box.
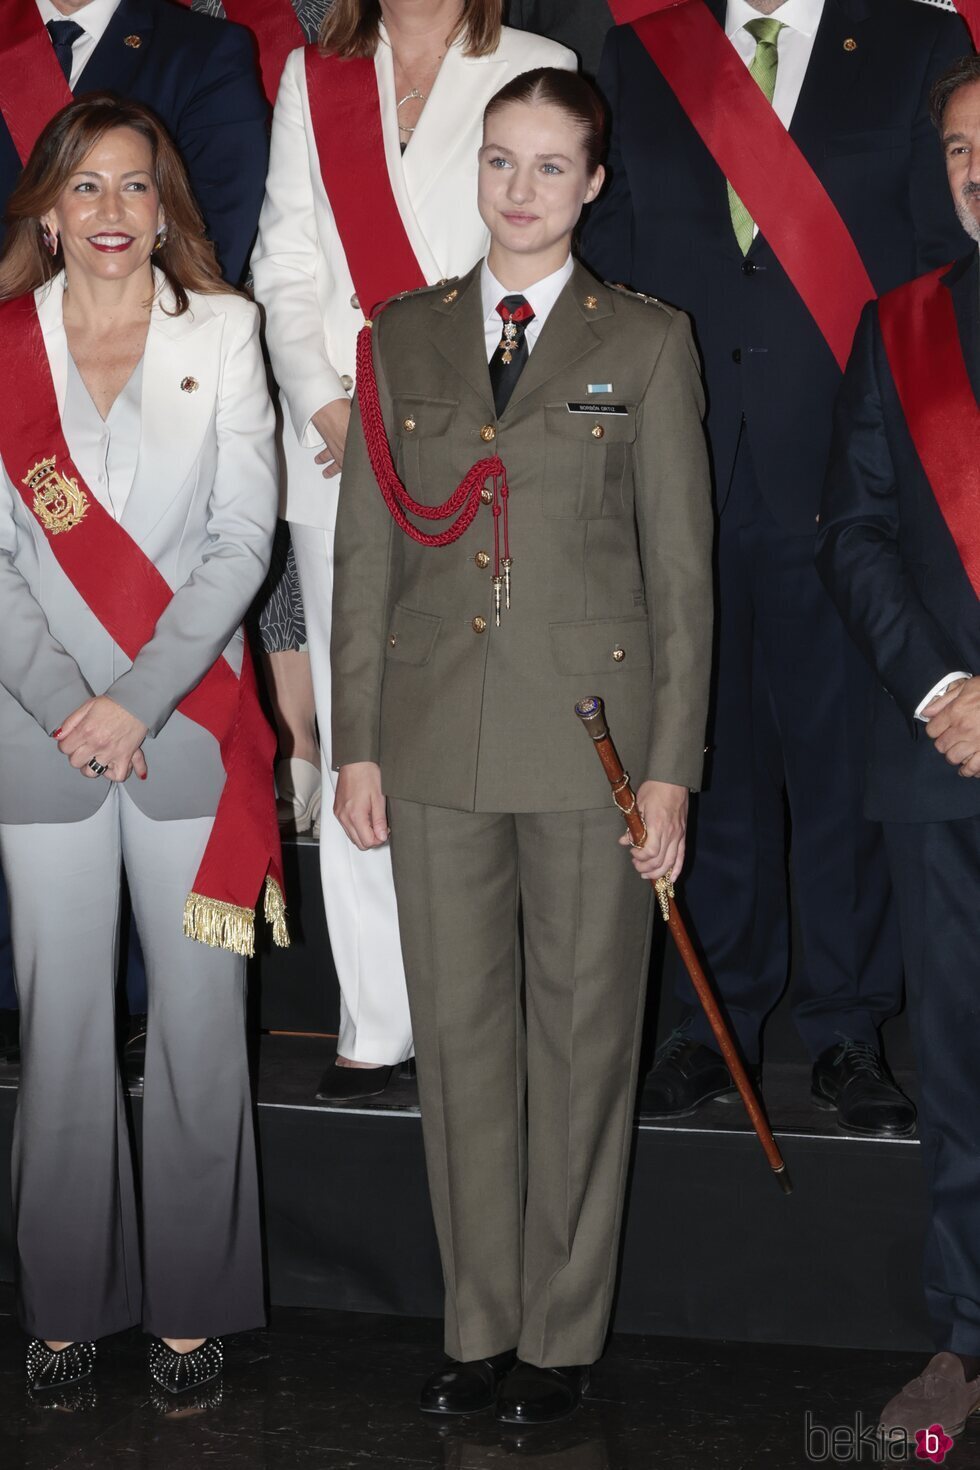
[930,53,980,133]
[484,68,608,174]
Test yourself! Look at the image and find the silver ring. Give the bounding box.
[87,758,108,776]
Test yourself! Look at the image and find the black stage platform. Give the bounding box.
[0,836,936,1356]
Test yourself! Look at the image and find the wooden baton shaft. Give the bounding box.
[574,697,791,1193]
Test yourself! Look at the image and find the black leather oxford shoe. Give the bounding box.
[315,1063,393,1102]
[811,1039,916,1138]
[643,1032,756,1119]
[496,1362,590,1425]
[420,1350,517,1416]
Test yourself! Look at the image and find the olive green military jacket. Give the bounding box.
[331,260,713,813]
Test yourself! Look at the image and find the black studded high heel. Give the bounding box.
[148,1337,223,1395]
[26,1339,96,1391]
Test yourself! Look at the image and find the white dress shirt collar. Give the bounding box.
[35,0,121,87]
[480,256,575,359]
[726,0,824,41]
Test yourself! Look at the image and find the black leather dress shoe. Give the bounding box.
[643,1033,754,1119]
[496,1362,589,1425]
[420,1350,517,1415]
[315,1063,394,1102]
[811,1040,916,1137]
[0,1008,20,1066]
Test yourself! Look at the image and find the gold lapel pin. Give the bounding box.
[124,34,142,49]
[180,376,199,394]
[584,295,598,311]
[442,288,459,304]
[843,37,857,51]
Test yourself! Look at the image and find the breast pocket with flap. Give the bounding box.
[392,397,461,509]
[542,403,637,519]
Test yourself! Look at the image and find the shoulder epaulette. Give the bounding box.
[606,282,672,314]
[382,277,461,310]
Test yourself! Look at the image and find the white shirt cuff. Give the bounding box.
[915,673,972,722]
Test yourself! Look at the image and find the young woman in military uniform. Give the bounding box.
[331,69,713,1424]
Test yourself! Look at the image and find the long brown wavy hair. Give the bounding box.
[319,0,502,59]
[0,94,234,314]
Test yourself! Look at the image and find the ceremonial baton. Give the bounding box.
[575,696,792,1196]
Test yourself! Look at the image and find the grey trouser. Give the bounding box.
[389,801,654,1368]
[0,786,264,1342]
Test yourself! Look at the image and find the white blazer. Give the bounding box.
[0,272,278,825]
[250,24,576,530]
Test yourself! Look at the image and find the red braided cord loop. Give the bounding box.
[355,325,505,547]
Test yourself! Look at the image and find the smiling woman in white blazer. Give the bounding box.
[251,0,575,1099]
[0,96,276,1399]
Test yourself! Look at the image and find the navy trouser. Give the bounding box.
[885,815,980,1354]
[680,436,903,1062]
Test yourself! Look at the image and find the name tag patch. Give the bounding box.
[566,402,629,415]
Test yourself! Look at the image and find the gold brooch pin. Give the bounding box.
[442,288,459,304]
[124,34,142,49]
[181,376,199,394]
[584,295,598,311]
[23,458,88,534]
[843,37,857,51]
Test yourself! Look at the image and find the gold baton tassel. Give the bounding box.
[574,695,792,1196]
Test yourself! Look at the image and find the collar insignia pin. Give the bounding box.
[843,37,857,51]
[584,295,598,310]
[124,34,142,49]
[442,288,459,304]
[181,376,199,394]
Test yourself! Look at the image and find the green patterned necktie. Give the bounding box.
[728,17,785,254]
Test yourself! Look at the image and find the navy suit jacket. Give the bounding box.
[816,251,980,824]
[583,0,970,530]
[0,0,269,283]
[506,0,614,78]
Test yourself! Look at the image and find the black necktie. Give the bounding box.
[47,19,85,82]
[489,295,535,418]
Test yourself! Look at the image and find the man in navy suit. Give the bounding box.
[1,0,268,282]
[583,0,970,1135]
[0,0,269,1064]
[818,53,980,1438]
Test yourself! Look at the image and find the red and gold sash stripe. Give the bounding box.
[304,48,428,318]
[878,266,980,600]
[0,0,73,164]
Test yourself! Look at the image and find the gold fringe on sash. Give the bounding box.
[183,877,290,957]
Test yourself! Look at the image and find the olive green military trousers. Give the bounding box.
[388,800,655,1368]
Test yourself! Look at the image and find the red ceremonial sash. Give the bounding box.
[305,48,428,319]
[951,0,980,48]
[878,267,980,600]
[0,292,288,955]
[607,0,875,371]
[0,0,73,165]
[172,0,304,105]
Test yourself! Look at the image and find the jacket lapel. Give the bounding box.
[943,251,980,409]
[35,275,69,418]
[372,28,445,283]
[75,0,154,97]
[401,40,508,219]
[502,263,605,417]
[122,277,220,544]
[788,0,871,165]
[428,265,495,413]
